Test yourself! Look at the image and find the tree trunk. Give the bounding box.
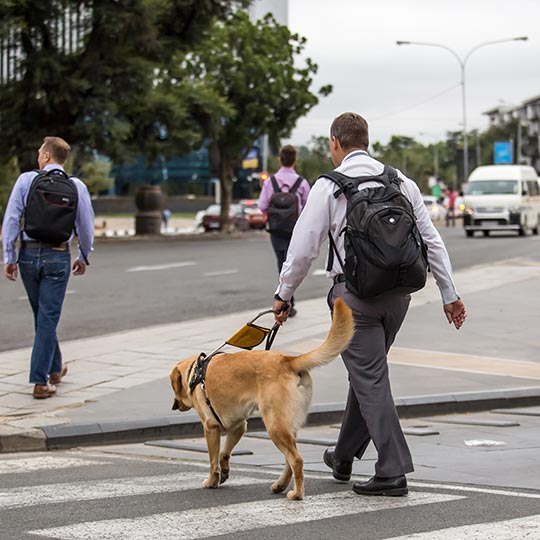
[219,152,234,233]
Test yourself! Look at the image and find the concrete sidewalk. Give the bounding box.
[2,256,540,453]
[93,215,201,237]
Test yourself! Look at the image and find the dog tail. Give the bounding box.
[290,298,354,372]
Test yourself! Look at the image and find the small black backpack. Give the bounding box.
[266,175,305,238]
[23,169,79,244]
[323,165,428,298]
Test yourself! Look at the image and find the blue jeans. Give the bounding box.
[18,247,71,385]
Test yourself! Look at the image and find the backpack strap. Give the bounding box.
[326,230,345,272]
[270,175,281,193]
[380,165,402,189]
[289,176,304,195]
[322,165,401,198]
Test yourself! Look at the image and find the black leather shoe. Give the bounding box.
[323,448,352,482]
[352,475,408,496]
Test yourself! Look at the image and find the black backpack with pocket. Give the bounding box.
[266,175,305,238]
[323,165,428,298]
[23,169,79,244]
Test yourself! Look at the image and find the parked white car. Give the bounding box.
[422,195,445,221]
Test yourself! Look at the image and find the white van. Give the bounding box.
[463,165,540,237]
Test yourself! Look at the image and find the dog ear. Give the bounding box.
[170,364,182,410]
[170,365,182,392]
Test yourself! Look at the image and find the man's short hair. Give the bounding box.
[330,113,369,150]
[42,136,71,165]
[279,144,297,167]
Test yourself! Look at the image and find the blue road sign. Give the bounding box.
[494,141,513,164]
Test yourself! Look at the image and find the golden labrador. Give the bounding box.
[169,298,354,500]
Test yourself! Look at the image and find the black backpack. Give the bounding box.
[266,175,305,238]
[323,165,428,298]
[23,169,79,244]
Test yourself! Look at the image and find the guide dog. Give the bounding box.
[169,298,354,500]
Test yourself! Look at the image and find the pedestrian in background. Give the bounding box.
[162,208,172,232]
[272,112,467,497]
[444,187,458,227]
[259,145,310,317]
[2,137,94,399]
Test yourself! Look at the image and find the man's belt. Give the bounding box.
[21,241,70,251]
[333,274,346,284]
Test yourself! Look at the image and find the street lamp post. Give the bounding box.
[396,37,528,185]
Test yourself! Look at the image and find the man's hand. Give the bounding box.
[72,259,87,276]
[443,299,467,330]
[272,298,291,325]
[3,263,17,281]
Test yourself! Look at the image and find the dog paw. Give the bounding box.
[271,481,287,494]
[286,489,304,501]
[219,469,229,484]
[202,474,220,489]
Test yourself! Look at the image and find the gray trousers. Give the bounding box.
[329,282,414,478]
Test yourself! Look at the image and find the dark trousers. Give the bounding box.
[18,247,71,385]
[328,282,413,477]
[270,233,294,305]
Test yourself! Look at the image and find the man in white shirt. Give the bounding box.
[272,112,467,496]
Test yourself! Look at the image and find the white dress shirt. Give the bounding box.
[276,150,459,305]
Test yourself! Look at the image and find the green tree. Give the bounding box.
[0,158,20,222]
[79,158,114,195]
[297,136,333,181]
[0,0,248,170]
[177,11,332,230]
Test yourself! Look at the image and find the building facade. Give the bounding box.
[484,95,540,172]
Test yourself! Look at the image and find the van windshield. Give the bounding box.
[468,180,518,195]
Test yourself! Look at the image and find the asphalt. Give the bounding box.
[2,219,540,454]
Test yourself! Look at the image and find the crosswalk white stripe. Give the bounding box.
[385,514,540,539]
[0,457,110,475]
[408,481,540,500]
[1,473,268,509]
[29,492,463,540]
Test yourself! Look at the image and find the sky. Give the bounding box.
[281,0,539,148]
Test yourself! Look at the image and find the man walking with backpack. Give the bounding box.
[2,136,94,399]
[272,113,467,496]
[259,145,310,317]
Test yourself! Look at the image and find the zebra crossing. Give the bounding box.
[2,453,540,540]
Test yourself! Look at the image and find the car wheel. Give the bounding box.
[532,216,539,235]
[483,230,489,237]
[466,230,474,238]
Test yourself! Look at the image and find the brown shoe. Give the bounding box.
[49,364,68,385]
[33,383,57,399]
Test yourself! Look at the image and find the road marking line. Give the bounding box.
[408,481,540,500]
[1,473,268,509]
[312,269,326,276]
[30,492,463,539]
[0,457,110,475]
[384,514,540,539]
[125,262,196,272]
[203,269,239,277]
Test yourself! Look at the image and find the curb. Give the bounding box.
[3,387,540,453]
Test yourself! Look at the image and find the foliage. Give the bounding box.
[0,157,20,222]
[0,0,248,170]
[296,136,333,181]
[177,11,332,230]
[79,158,114,195]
